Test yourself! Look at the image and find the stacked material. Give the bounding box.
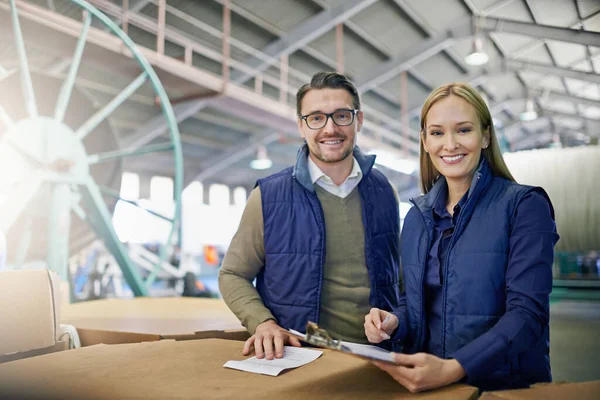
[503,146,600,253]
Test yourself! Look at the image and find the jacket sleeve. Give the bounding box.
[452,189,559,380]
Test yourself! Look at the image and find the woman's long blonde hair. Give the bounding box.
[419,83,515,193]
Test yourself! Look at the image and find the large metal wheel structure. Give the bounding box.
[0,0,184,297]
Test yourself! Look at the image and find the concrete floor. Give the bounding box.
[550,300,600,383]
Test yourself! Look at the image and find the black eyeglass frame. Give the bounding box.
[299,109,360,130]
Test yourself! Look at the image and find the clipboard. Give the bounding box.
[285,321,397,364]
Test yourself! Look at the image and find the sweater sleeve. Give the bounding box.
[218,187,275,334]
[451,189,559,380]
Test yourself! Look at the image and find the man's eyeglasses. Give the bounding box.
[300,109,359,130]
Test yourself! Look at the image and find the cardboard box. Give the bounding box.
[0,269,61,357]
[0,340,67,364]
[0,338,479,400]
[61,297,249,346]
[479,381,600,399]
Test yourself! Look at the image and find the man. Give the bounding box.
[219,72,400,360]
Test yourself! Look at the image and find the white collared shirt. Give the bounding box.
[307,156,363,199]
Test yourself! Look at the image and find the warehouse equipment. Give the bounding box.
[0,0,183,297]
[504,146,600,299]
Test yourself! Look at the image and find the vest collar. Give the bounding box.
[292,142,376,193]
[411,156,494,217]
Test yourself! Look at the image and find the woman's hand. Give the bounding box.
[364,307,399,343]
[373,353,466,393]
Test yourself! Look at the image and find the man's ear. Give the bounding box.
[298,117,305,139]
[357,110,364,132]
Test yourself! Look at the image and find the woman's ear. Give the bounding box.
[482,126,491,149]
[421,131,429,153]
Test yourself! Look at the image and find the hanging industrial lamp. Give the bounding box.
[250,145,273,170]
[520,98,538,122]
[465,36,489,66]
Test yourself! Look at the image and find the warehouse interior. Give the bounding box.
[0,0,598,398]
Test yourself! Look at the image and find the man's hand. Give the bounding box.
[373,353,466,393]
[364,307,399,343]
[242,320,302,360]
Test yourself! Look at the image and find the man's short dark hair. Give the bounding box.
[296,72,361,116]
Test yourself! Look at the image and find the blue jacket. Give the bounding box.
[393,158,559,391]
[255,144,400,335]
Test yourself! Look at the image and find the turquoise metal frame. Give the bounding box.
[1,0,184,297]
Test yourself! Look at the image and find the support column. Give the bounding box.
[400,71,409,157]
[122,0,129,35]
[222,0,231,90]
[280,55,288,104]
[336,23,344,74]
[156,0,165,54]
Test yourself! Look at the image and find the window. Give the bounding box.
[399,201,412,230]
[209,184,230,206]
[119,172,139,200]
[183,181,204,204]
[233,187,247,207]
[150,176,174,203]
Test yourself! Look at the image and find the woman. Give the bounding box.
[364,83,559,392]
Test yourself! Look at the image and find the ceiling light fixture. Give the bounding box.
[519,99,538,122]
[250,145,273,170]
[465,36,489,66]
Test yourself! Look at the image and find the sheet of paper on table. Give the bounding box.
[223,346,323,376]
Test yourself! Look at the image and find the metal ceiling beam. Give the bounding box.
[179,132,231,150]
[504,109,597,148]
[120,100,210,151]
[47,0,152,78]
[479,16,600,47]
[356,15,600,92]
[184,132,281,186]
[521,0,573,107]
[391,0,470,74]
[213,0,402,117]
[121,0,377,152]
[544,91,600,108]
[468,59,600,86]
[355,29,464,93]
[229,0,378,84]
[489,92,600,117]
[543,109,599,124]
[92,0,150,30]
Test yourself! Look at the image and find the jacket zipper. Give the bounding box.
[314,196,326,324]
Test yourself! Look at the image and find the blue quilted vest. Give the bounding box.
[255,144,400,334]
[401,158,555,390]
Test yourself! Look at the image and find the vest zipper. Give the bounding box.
[440,174,481,358]
[441,221,458,359]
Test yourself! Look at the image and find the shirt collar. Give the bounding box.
[307,155,362,185]
[432,182,470,219]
